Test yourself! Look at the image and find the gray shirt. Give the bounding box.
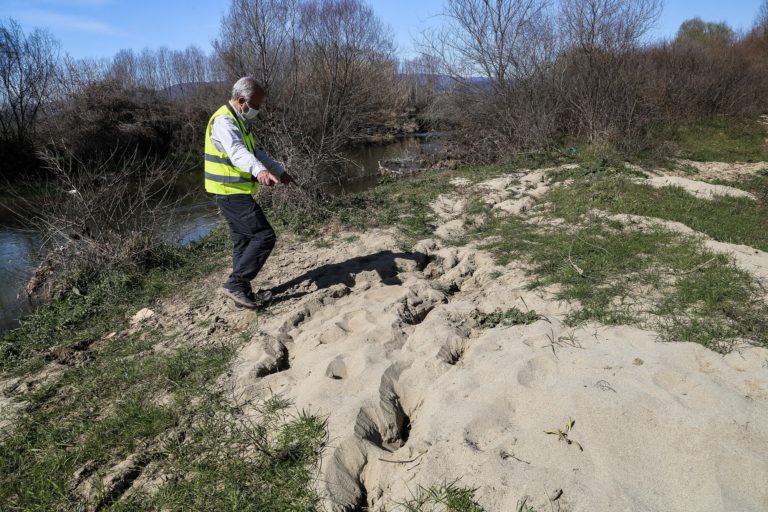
[209,103,286,178]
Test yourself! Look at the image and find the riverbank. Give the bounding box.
[2,142,768,510]
[0,133,446,333]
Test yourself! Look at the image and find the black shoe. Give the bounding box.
[231,289,273,310]
[222,287,258,309]
[250,289,273,303]
[242,290,272,309]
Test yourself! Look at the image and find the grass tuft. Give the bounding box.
[652,116,768,163]
[397,481,486,512]
[545,176,768,252]
[0,225,230,375]
[126,397,327,512]
[470,178,768,351]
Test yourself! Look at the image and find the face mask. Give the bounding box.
[241,102,259,121]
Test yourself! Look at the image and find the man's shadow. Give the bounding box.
[270,250,428,305]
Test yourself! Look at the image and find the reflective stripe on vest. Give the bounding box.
[204,172,252,183]
[204,154,233,166]
[203,103,259,195]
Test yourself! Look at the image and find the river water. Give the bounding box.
[0,134,441,332]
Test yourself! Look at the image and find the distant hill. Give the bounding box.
[398,73,490,92]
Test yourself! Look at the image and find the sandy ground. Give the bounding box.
[665,160,768,182]
[8,164,768,511]
[642,174,757,200]
[213,168,768,511]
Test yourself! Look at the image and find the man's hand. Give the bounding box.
[257,170,280,187]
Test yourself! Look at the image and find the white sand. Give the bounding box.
[643,175,756,200]
[669,160,768,182]
[221,169,768,511]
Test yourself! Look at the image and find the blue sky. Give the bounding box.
[1,0,764,60]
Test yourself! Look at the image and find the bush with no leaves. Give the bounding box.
[14,147,194,301]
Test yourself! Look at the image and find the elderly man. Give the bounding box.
[204,76,293,309]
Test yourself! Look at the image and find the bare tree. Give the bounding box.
[215,0,301,93]
[0,19,59,144]
[400,55,442,112]
[170,46,209,86]
[758,0,768,28]
[559,0,662,53]
[416,0,557,160]
[17,147,195,300]
[138,48,161,89]
[298,0,399,141]
[104,46,219,93]
[420,0,552,84]
[214,0,403,201]
[108,49,140,86]
[553,0,661,144]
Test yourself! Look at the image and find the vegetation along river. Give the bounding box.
[0,134,442,332]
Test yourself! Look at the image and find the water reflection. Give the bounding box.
[323,134,442,195]
[175,204,221,246]
[0,227,41,332]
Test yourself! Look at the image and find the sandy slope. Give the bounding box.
[213,169,768,511]
[643,174,757,200]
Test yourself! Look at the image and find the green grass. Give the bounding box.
[268,164,520,246]
[469,181,768,351]
[0,217,328,510]
[120,396,326,512]
[707,168,768,203]
[545,172,768,252]
[0,328,327,511]
[0,225,231,375]
[396,482,486,511]
[548,156,646,183]
[559,116,768,167]
[1,333,232,510]
[651,116,768,163]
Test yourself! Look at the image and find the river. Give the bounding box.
[0,134,442,332]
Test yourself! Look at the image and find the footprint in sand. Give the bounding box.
[326,357,348,380]
[517,355,558,389]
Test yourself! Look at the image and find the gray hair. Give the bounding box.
[231,76,264,101]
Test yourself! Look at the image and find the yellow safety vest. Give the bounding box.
[203,103,259,195]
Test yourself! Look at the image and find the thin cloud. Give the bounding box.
[12,8,119,34]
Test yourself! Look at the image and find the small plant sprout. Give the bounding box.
[544,417,584,451]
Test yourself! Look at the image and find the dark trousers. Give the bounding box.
[215,194,276,293]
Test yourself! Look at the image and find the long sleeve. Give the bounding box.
[210,115,286,178]
[253,148,286,177]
